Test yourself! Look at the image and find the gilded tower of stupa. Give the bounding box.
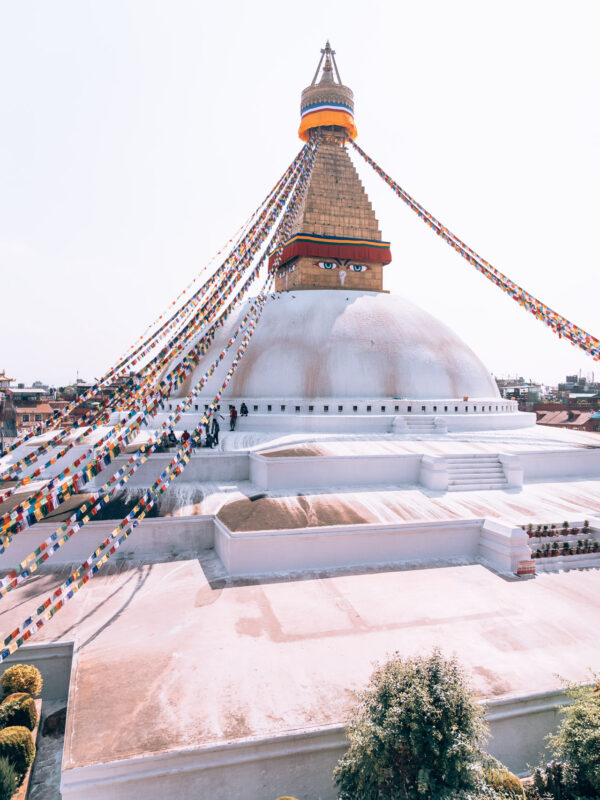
[270,42,391,293]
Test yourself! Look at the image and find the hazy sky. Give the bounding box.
[1,0,599,387]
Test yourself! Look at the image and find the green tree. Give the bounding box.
[333,649,506,800]
[0,756,17,800]
[546,678,600,798]
[524,760,583,800]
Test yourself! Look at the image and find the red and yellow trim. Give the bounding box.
[269,234,391,271]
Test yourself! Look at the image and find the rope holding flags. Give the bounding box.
[0,133,321,660]
[348,139,600,361]
[0,143,312,459]
[0,282,273,597]
[0,142,317,541]
[0,278,277,660]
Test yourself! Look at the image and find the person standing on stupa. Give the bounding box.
[211,417,220,445]
[229,406,238,431]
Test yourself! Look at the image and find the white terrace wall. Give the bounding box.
[154,397,520,417]
[81,452,249,489]
[4,642,73,701]
[34,444,90,481]
[2,515,534,579]
[162,411,533,434]
[519,449,600,481]
[215,516,530,577]
[215,518,484,577]
[249,453,421,490]
[0,517,215,569]
[60,688,572,800]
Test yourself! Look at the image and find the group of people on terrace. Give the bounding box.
[154,402,249,451]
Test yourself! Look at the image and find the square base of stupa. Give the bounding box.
[2,423,600,800]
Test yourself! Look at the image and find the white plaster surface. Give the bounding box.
[173,290,500,400]
[58,689,571,800]
[1,560,597,788]
[2,419,600,800]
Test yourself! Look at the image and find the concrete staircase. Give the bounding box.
[406,418,437,434]
[445,453,508,491]
[395,416,447,435]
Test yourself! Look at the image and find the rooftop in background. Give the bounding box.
[14,403,54,414]
[9,387,51,396]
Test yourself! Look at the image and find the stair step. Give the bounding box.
[447,460,502,465]
[442,452,508,491]
[449,478,508,484]
[448,482,508,491]
[449,471,506,477]
[449,476,504,480]
[447,463,503,469]
[444,456,500,463]
[445,458,500,464]
[447,462,503,467]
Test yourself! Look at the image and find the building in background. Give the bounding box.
[496,377,543,410]
[0,371,17,450]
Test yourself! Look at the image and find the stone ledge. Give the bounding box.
[59,689,573,799]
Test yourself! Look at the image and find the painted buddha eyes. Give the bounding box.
[316,262,370,272]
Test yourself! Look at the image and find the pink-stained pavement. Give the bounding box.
[0,554,598,770]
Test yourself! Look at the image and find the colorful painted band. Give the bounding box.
[298,109,357,142]
[268,233,391,270]
[301,100,353,116]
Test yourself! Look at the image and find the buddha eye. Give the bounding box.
[317,261,337,270]
[350,264,369,272]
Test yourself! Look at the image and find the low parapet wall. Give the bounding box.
[250,452,422,489]
[519,448,600,480]
[0,515,530,579]
[3,642,73,702]
[215,411,533,434]
[215,517,530,578]
[0,516,215,569]
[154,396,519,417]
[59,688,571,800]
[81,452,249,489]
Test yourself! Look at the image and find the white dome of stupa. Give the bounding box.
[177,290,499,401]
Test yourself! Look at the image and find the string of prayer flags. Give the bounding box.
[349,139,600,361]
[0,137,321,657]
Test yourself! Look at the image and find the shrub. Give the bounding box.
[0,726,35,781]
[524,760,583,799]
[1,665,42,698]
[333,649,501,800]
[0,693,37,731]
[547,678,600,797]
[0,756,17,800]
[485,762,525,798]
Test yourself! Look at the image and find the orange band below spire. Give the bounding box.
[298,109,357,141]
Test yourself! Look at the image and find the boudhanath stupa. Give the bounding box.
[171,44,520,426]
[1,43,600,800]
